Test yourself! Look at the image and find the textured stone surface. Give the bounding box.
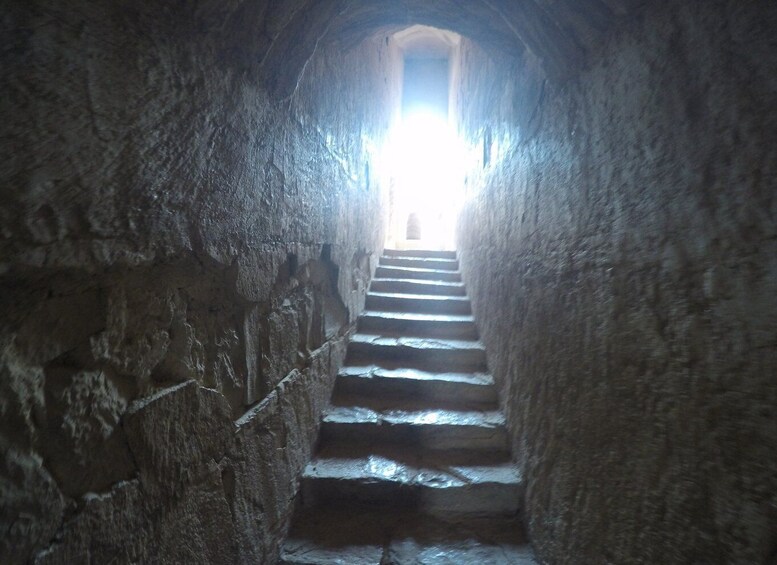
[2,0,399,562]
[40,366,135,497]
[123,381,235,495]
[228,340,349,563]
[456,1,777,563]
[34,479,149,565]
[0,449,64,564]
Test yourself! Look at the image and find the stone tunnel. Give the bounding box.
[2,0,776,563]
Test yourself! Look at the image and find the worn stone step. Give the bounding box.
[370,277,466,296]
[366,292,471,315]
[375,265,462,282]
[335,365,497,406]
[357,311,478,340]
[380,256,460,271]
[283,247,530,562]
[383,249,458,260]
[299,445,521,517]
[280,506,536,565]
[346,334,487,371]
[319,403,507,451]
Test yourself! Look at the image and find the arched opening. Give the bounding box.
[384,25,465,252]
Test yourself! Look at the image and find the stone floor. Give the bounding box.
[280,249,537,565]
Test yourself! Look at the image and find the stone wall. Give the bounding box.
[1,1,399,563]
[456,1,777,563]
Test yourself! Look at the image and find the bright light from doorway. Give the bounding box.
[387,109,465,249]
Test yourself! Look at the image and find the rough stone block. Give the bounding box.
[16,291,104,364]
[123,381,235,494]
[90,284,178,384]
[0,450,64,565]
[236,249,286,303]
[34,480,148,565]
[150,465,239,564]
[264,306,301,389]
[41,367,135,497]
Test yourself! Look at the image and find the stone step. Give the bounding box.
[366,292,471,315]
[319,403,507,451]
[299,445,522,517]
[380,256,460,271]
[282,248,530,563]
[370,277,466,296]
[346,334,487,372]
[280,507,536,565]
[375,265,462,282]
[383,248,458,260]
[357,311,478,340]
[335,365,497,406]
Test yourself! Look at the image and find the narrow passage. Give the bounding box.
[281,249,536,564]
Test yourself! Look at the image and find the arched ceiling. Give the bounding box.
[393,26,461,60]
[257,0,646,97]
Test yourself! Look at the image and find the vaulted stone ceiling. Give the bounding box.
[256,0,647,96]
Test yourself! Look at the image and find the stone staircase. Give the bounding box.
[280,250,536,565]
